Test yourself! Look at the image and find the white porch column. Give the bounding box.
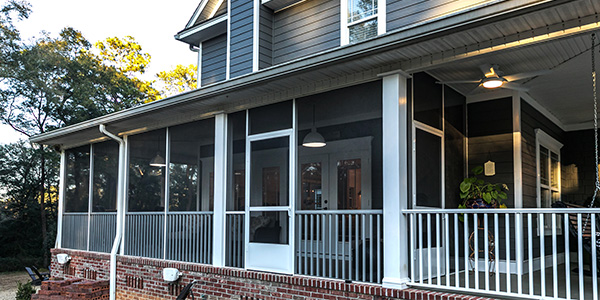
[381,71,410,288]
[55,150,66,248]
[212,113,228,267]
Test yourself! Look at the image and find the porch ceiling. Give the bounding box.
[426,33,596,130]
[31,0,599,148]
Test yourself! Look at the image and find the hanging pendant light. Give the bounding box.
[302,105,326,148]
[149,152,166,167]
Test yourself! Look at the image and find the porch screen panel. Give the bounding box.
[90,141,118,252]
[166,118,215,264]
[413,72,442,130]
[63,146,90,250]
[249,100,292,135]
[226,111,246,268]
[415,129,442,208]
[92,141,118,212]
[126,129,166,258]
[295,81,383,283]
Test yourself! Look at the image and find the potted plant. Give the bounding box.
[459,165,508,210]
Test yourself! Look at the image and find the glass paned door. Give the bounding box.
[245,110,295,274]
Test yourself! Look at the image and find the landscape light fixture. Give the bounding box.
[302,105,326,148]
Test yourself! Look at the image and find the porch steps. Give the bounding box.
[31,278,109,300]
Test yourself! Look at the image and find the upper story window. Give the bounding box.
[342,0,384,45]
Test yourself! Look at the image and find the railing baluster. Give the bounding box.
[369,214,373,283]
[445,213,450,287]
[419,213,424,284]
[436,213,441,286]
[494,213,499,292]
[528,213,533,296]
[484,213,489,291]
[564,213,570,300]
[454,213,459,289]
[552,213,558,298]
[342,214,346,280]
[310,215,315,275]
[322,214,326,279]
[316,213,320,277]
[505,213,511,294]
[330,214,334,280]
[592,213,598,300]
[335,214,339,279]
[540,213,545,298]
[464,213,469,289]
[474,213,479,290]
[577,214,584,299]
[304,215,308,274]
[410,213,415,284]
[427,213,432,284]
[516,213,522,295]
[355,214,359,281]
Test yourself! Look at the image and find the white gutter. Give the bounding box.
[99,125,125,300]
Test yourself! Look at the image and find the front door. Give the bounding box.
[245,107,296,274]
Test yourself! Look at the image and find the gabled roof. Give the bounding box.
[184,0,227,30]
[176,0,227,46]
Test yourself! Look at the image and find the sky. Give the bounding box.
[0,0,199,144]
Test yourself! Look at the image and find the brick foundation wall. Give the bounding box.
[50,248,495,300]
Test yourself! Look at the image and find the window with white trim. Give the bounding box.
[536,129,563,235]
[342,0,383,44]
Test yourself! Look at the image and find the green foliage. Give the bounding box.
[15,281,36,300]
[458,166,508,209]
[0,142,58,268]
[156,64,197,98]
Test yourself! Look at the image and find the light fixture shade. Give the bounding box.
[302,129,326,148]
[482,77,504,89]
[149,153,166,167]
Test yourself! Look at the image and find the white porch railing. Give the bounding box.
[296,210,383,284]
[62,213,88,250]
[89,212,117,253]
[404,208,600,300]
[225,212,245,268]
[123,211,213,264]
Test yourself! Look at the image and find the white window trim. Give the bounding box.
[341,0,385,46]
[535,128,563,236]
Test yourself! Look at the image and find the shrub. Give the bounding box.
[15,281,35,300]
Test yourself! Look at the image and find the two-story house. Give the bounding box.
[32,0,600,299]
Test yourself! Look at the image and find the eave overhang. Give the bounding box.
[30,0,598,149]
[175,14,227,46]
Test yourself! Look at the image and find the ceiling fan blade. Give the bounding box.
[436,80,481,84]
[479,64,493,76]
[468,84,485,95]
[501,82,529,92]
[503,69,551,82]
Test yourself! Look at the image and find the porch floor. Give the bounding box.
[420,261,599,299]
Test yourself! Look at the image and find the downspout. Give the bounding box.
[99,125,125,300]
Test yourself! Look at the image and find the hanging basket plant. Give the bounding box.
[458,165,508,210]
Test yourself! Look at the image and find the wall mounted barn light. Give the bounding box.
[149,153,166,167]
[302,105,326,148]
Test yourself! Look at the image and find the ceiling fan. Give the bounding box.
[437,64,551,93]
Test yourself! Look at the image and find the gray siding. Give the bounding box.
[259,6,273,69]
[272,0,340,65]
[467,98,514,206]
[520,100,565,209]
[230,0,254,78]
[201,34,227,86]
[387,0,504,32]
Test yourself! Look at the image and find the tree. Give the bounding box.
[0,14,159,266]
[156,64,197,98]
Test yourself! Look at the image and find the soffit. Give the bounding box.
[32,0,599,148]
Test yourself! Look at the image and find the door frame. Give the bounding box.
[244,103,297,274]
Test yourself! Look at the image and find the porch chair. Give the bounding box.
[176,280,198,300]
[32,265,50,280]
[551,201,600,270]
[24,267,45,286]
